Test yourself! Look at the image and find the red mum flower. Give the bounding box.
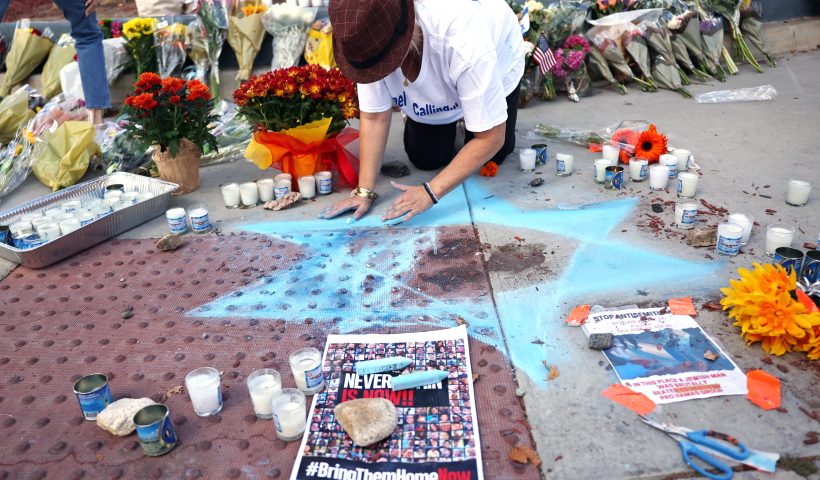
[170,95,181,104]
[135,72,162,91]
[161,77,186,93]
[128,93,158,110]
[185,80,211,102]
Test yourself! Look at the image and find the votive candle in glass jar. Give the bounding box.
[765,224,795,256]
[289,347,324,395]
[271,388,306,441]
[648,165,669,191]
[785,179,811,206]
[220,183,241,209]
[629,158,648,182]
[185,367,223,416]
[239,182,259,207]
[247,369,282,419]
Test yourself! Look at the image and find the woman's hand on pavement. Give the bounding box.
[318,195,373,220]
[382,181,433,223]
[85,0,98,16]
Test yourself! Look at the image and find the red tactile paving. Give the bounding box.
[0,232,539,480]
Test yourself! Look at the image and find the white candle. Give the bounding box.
[677,172,698,198]
[786,179,811,206]
[104,191,122,201]
[59,218,81,235]
[239,182,259,207]
[274,180,291,200]
[271,388,306,441]
[44,208,62,219]
[36,223,61,241]
[289,347,324,394]
[629,158,648,182]
[648,165,669,190]
[91,205,112,218]
[716,222,743,256]
[727,213,753,245]
[77,211,95,227]
[189,207,211,234]
[672,148,691,172]
[83,198,102,210]
[659,154,678,179]
[62,200,82,213]
[316,171,333,195]
[31,217,51,230]
[555,153,573,176]
[674,201,698,230]
[220,183,241,208]
[275,173,293,184]
[166,207,188,234]
[519,149,536,171]
[602,144,620,162]
[185,367,223,416]
[120,192,139,205]
[765,225,795,256]
[257,179,275,203]
[298,176,316,198]
[247,369,281,419]
[594,159,613,183]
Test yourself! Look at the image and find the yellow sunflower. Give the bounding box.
[721,263,820,359]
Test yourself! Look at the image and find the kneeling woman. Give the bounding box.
[322,0,526,222]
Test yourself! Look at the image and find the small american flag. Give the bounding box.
[532,34,556,75]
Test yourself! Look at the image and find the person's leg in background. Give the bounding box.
[403,117,459,171]
[464,82,521,165]
[52,0,110,124]
[0,0,10,20]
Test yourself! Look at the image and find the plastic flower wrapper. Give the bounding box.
[699,15,726,81]
[31,120,100,191]
[0,94,88,194]
[531,119,652,158]
[196,0,229,101]
[651,53,691,97]
[0,85,37,144]
[304,19,335,69]
[97,119,153,174]
[544,1,590,46]
[102,37,132,84]
[551,35,592,101]
[587,45,628,94]
[40,34,76,99]
[668,29,705,79]
[623,29,657,91]
[262,4,317,70]
[740,1,775,68]
[186,18,209,83]
[0,20,54,96]
[200,101,253,167]
[122,17,159,75]
[671,10,713,78]
[154,22,188,77]
[638,16,690,85]
[228,0,267,82]
[701,0,762,72]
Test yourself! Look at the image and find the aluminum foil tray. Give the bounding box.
[0,172,178,268]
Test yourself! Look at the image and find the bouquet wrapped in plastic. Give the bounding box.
[550,35,592,101]
[41,34,76,99]
[0,20,54,96]
[740,1,775,68]
[651,53,691,97]
[531,120,654,160]
[262,4,317,70]
[98,19,123,39]
[196,0,229,101]
[103,37,132,84]
[0,94,88,197]
[201,101,253,167]
[304,19,335,69]
[123,17,159,75]
[545,1,590,46]
[623,28,657,91]
[228,0,268,81]
[0,86,36,144]
[699,15,727,81]
[587,44,628,94]
[97,119,153,174]
[155,21,188,77]
[637,15,690,85]
[31,120,100,191]
[186,18,209,84]
[668,9,712,78]
[702,0,762,72]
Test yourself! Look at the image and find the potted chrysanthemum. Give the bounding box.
[123,73,218,195]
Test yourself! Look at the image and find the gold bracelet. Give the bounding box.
[351,187,378,200]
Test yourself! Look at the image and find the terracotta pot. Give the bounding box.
[152,139,201,196]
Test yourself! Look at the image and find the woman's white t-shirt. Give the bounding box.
[356,0,526,133]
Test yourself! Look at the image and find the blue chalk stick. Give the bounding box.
[355,357,413,375]
[391,370,449,391]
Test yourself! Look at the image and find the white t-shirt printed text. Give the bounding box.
[357,0,526,133]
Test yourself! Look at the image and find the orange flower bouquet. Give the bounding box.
[234,65,360,191]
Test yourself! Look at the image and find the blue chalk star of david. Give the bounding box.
[190,178,721,386]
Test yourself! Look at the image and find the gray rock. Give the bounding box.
[686,226,717,247]
[588,333,614,350]
[96,397,155,436]
[156,234,183,252]
[334,398,398,447]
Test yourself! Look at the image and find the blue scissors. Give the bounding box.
[639,416,750,480]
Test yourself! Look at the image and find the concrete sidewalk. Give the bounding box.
[1,51,819,478]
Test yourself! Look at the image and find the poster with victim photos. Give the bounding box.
[290,326,483,480]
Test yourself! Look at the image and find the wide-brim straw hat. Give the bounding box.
[329,0,416,84]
